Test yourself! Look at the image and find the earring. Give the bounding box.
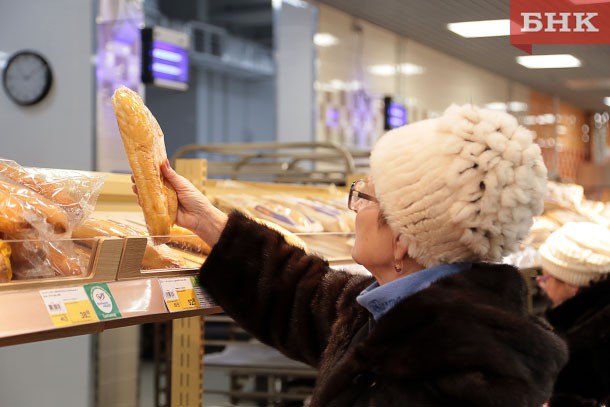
[394,262,402,273]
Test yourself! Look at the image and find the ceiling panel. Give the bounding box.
[317,0,610,111]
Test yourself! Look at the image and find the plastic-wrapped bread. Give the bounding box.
[214,194,323,233]
[0,240,12,282]
[269,195,351,233]
[0,161,81,210]
[309,196,356,232]
[72,219,141,244]
[111,86,177,244]
[10,239,86,277]
[0,179,68,234]
[168,225,211,255]
[143,243,188,270]
[72,218,188,269]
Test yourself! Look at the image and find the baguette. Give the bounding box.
[0,162,81,211]
[10,240,85,277]
[0,189,30,233]
[0,180,68,234]
[72,219,139,246]
[73,218,187,269]
[0,240,12,282]
[168,225,211,255]
[46,241,86,276]
[111,86,177,244]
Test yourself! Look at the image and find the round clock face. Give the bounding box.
[2,51,53,106]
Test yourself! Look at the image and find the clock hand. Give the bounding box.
[23,64,45,80]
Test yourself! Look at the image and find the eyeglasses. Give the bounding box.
[348,179,379,212]
[536,274,553,286]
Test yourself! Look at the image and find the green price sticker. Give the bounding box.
[84,283,122,320]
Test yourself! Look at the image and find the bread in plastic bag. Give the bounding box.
[0,159,106,280]
[0,240,12,282]
[72,218,191,270]
[0,159,105,228]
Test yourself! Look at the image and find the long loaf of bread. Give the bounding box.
[73,218,187,269]
[0,180,68,234]
[0,240,12,282]
[10,240,84,277]
[168,225,211,255]
[111,86,177,244]
[0,161,81,210]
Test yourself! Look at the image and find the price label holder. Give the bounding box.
[40,287,99,327]
[159,276,202,312]
[191,276,218,308]
[84,283,122,320]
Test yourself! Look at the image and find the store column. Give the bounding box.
[274,0,317,143]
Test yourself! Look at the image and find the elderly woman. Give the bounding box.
[144,105,567,406]
[538,222,610,406]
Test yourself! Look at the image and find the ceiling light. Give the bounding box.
[399,63,424,75]
[483,101,528,112]
[605,97,610,107]
[447,19,510,38]
[369,64,396,76]
[508,101,528,112]
[314,33,338,47]
[516,54,581,69]
[329,79,345,89]
[484,102,507,111]
[369,64,424,76]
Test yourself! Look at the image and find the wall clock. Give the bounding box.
[2,50,53,106]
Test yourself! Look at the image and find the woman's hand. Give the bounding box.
[132,160,228,247]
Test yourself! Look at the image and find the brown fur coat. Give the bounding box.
[199,212,568,406]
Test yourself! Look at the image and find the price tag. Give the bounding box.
[40,287,99,327]
[159,277,201,312]
[190,276,218,308]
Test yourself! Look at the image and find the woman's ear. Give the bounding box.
[394,234,409,262]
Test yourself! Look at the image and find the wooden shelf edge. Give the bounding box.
[0,277,222,347]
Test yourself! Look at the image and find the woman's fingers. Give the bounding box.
[161,160,200,196]
[131,174,138,195]
[161,160,178,182]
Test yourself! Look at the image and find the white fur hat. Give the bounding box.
[370,104,547,268]
[539,222,610,287]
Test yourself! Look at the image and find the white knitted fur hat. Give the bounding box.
[539,222,610,287]
[370,104,547,268]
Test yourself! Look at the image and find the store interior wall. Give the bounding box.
[0,0,94,170]
[145,0,277,160]
[147,72,276,159]
[314,4,526,149]
[275,0,317,144]
[0,1,95,405]
[0,1,600,406]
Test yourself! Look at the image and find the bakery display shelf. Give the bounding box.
[0,214,218,346]
[296,232,354,263]
[171,141,360,185]
[0,164,358,347]
[0,276,221,347]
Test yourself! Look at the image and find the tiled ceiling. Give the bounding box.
[317,0,610,112]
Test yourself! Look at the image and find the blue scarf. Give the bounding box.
[356,263,472,320]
